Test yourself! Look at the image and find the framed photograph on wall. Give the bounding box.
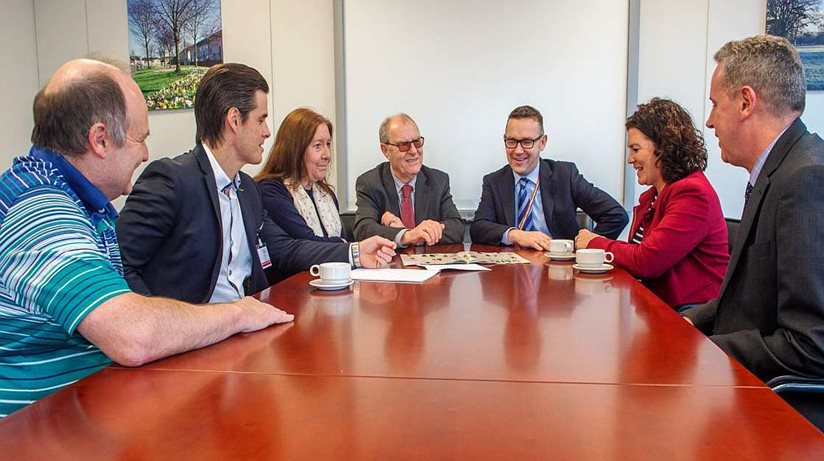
[767,0,824,91]
[127,0,223,110]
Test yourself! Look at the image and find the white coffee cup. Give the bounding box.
[549,239,574,255]
[309,262,351,283]
[575,249,614,267]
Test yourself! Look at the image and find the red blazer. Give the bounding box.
[588,171,729,308]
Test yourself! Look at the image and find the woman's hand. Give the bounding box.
[575,229,600,249]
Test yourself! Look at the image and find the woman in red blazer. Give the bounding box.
[576,98,729,311]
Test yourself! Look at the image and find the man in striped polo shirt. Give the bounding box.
[0,59,294,418]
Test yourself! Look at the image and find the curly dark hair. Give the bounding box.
[626,98,707,183]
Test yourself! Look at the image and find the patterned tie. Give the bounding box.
[744,182,754,208]
[400,184,415,229]
[516,178,536,231]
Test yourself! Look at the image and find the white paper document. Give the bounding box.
[351,268,439,283]
[422,264,491,272]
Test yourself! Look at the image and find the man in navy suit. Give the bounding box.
[117,64,395,304]
[470,105,627,250]
[682,35,824,382]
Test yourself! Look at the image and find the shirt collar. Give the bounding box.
[202,143,241,192]
[29,146,118,219]
[750,126,789,186]
[512,162,541,184]
[392,172,418,194]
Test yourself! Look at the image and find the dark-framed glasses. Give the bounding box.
[384,137,425,152]
[504,135,543,149]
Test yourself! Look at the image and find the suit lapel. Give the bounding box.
[501,168,516,227]
[538,160,554,233]
[195,145,223,230]
[381,164,402,215]
[237,175,260,258]
[716,118,806,302]
[194,145,224,299]
[413,169,428,224]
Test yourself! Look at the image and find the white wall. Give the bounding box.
[269,0,338,185]
[341,0,629,211]
[701,0,766,219]
[2,0,821,218]
[0,0,39,165]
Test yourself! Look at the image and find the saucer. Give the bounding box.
[547,252,576,261]
[309,279,354,291]
[572,263,614,274]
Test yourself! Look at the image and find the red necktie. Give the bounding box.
[400,184,415,229]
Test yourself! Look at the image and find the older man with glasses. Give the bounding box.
[470,105,627,250]
[354,113,464,246]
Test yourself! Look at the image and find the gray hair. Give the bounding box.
[31,70,127,156]
[378,113,419,143]
[714,34,806,116]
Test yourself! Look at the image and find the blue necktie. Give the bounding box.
[744,182,754,207]
[516,178,536,231]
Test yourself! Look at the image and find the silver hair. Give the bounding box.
[378,113,419,143]
[714,34,806,116]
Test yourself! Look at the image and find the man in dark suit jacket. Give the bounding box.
[117,64,395,304]
[683,35,824,382]
[471,105,628,250]
[354,113,464,246]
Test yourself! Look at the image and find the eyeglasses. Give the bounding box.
[504,135,543,149]
[384,137,425,152]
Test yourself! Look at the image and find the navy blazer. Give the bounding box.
[117,144,349,304]
[684,119,824,381]
[258,178,345,243]
[470,159,627,243]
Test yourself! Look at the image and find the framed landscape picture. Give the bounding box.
[127,0,223,110]
[767,0,824,91]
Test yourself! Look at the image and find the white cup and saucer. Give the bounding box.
[546,239,576,261]
[309,262,354,291]
[572,249,615,274]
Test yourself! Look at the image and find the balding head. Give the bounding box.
[31,58,143,156]
[378,113,419,144]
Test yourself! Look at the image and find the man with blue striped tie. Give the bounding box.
[471,105,628,250]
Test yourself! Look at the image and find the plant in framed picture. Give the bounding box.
[767,0,824,90]
[127,0,223,110]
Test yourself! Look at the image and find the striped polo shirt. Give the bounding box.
[0,147,131,418]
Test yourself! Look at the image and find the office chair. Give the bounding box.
[724,217,740,253]
[768,375,824,432]
[339,211,356,242]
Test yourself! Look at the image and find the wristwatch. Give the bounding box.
[350,242,362,268]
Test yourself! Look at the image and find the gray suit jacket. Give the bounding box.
[354,163,464,243]
[684,119,824,381]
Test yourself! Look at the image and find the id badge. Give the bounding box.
[257,243,272,269]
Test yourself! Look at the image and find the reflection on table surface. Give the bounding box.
[1,368,821,460]
[141,244,760,387]
[2,244,821,459]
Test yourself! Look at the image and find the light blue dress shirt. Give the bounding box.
[203,144,253,303]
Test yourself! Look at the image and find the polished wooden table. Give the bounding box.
[1,244,822,459]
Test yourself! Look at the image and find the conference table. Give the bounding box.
[1,244,822,459]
